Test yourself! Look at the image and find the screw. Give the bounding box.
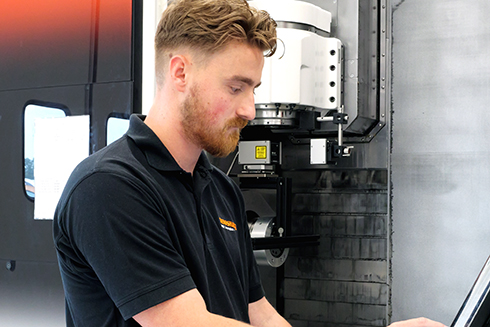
[6,260,16,272]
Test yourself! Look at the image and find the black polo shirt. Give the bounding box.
[53,114,264,327]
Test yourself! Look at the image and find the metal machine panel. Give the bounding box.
[249,0,331,33]
[0,1,93,91]
[0,86,86,262]
[96,0,134,83]
[247,0,386,138]
[0,1,141,325]
[254,33,343,111]
[239,141,277,165]
[391,0,490,323]
[91,82,135,150]
[0,260,65,327]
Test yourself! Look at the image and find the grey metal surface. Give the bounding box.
[323,0,385,136]
[283,169,389,326]
[0,2,139,325]
[391,0,490,324]
[0,260,65,327]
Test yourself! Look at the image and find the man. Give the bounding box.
[54,0,288,326]
[53,0,447,326]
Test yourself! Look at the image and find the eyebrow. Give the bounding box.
[228,75,262,88]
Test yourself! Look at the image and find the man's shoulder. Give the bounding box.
[58,137,153,207]
[76,136,146,177]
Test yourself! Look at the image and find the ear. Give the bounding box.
[168,55,189,93]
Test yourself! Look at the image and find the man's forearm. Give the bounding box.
[135,289,260,327]
[249,297,292,327]
[251,313,292,327]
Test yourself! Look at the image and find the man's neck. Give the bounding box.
[144,101,202,174]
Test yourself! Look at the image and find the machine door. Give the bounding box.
[0,1,141,325]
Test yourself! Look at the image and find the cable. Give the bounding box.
[226,151,239,176]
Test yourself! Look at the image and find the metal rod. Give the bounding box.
[338,106,344,146]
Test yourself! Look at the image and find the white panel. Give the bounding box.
[34,116,89,220]
[254,28,342,110]
[142,0,167,115]
[310,138,327,164]
[248,0,331,32]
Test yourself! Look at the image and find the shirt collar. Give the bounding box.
[126,114,213,173]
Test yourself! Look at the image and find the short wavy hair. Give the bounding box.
[155,0,277,85]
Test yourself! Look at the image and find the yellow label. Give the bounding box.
[255,146,267,159]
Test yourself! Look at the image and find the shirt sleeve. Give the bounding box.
[59,171,196,320]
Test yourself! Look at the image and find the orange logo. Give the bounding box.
[219,217,237,231]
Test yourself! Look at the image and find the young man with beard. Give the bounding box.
[53,0,289,326]
[53,0,448,326]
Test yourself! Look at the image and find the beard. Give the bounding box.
[181,86,249,157]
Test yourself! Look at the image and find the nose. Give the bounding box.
[237,91,256,121]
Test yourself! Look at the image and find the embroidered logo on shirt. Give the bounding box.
[219,217,237,231]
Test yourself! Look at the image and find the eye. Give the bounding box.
[230,86,242,94]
